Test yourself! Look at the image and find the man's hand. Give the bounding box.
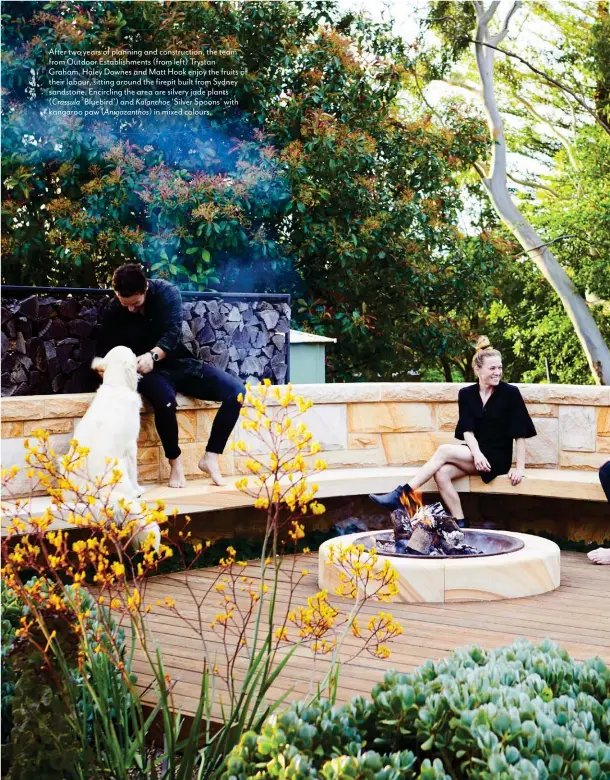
[473,451,491,472]
[508,467,525,486]
[137,353,154,375]
[91,357,106,376]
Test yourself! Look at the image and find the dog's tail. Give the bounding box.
[131,518,161,552]
[111,500,161,552]
[46,495,161,553]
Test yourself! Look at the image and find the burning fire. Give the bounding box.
[399,489,421,512]
[389,490,478,557]
[399,490,434,528]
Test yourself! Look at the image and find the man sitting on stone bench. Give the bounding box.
[95,263,245,488]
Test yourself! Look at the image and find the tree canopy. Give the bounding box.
[1,0,608,383]
[418,0,610,384]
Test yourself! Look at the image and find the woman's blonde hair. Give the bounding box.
[472,336,502,372]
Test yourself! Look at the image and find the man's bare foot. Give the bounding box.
[198,451,227,486]
[168,457,187,488]
[587,547,610,564]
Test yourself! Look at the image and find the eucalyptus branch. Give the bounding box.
[564,0,597,19]
[490,0,521,46]
[441,78,482,96]
[410,66,446,126]
[512,233,580,258]
[472,160,489,182]
[506,172,559,197]
[476,0,501,28]
[466,38,610,135]
[515,93,578,169]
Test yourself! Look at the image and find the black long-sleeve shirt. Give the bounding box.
[455,381,537,482]
[97,279,190,361]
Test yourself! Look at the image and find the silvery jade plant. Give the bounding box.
[222,639,610,780]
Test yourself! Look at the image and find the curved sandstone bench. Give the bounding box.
[2,465,605,536]
[2,382,607,535]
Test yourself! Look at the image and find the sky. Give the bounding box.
[335,0,425,42]
[333,0,555,183]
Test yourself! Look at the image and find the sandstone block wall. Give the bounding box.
[2,383,608,497]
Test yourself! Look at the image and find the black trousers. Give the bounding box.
[600,461,610,502]
[138,364,245,460]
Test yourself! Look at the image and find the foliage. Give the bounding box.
[4,1,606,382]
[7,618,81,780]
[415,0,610,384]
[1,0,509,381]
[1,0,297,291]
[0,581,21,770]
[224,638,610,779]
[486,257,610,385]
[1,384,402,778]
[1,580,134,780]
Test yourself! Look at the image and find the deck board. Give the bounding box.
[125,550,610,718]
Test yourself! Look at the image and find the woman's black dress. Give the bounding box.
[455,381,537,483]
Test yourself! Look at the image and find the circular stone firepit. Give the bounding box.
[318,529,560,603]
[359,529,525,559]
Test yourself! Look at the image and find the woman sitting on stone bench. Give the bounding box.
[370,337,537,528]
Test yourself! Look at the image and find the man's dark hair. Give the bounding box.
[112,264,148,296]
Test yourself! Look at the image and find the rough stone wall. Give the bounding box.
[181,298,289,384]
[1,293,290,396]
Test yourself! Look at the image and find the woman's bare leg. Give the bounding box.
[370,443,479,515]
[434,463,473,519]
[408,444,478,491]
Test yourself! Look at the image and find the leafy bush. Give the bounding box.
[223,639,610,779]
[1,581,135,780]
[8,640,81,780]
[1,581,21,770]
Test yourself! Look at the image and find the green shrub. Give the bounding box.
[2,582,136,780]
[1,582,22,772]
[6,599,82,780]
[8,643,81,780]
[223,639,610,779]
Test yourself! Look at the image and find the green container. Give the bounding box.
[289,330,336,384]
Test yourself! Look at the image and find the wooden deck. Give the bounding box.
[129,550,610,719]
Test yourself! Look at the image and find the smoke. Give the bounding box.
[2,21,302,295]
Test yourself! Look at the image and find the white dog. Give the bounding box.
[68,346,160,549]
[79,346,143,499]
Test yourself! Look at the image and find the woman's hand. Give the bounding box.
[511,440,526,486]
[508,467,524,486]
[464,432,490,472]
[473,451,491,472]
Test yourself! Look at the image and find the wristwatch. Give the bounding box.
[148,350,160,362]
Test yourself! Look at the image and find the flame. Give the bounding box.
[399,489,422,511]
[399,489,423,516]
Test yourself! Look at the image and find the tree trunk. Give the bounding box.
[473,2,610,385]
[440,355,453,382]
[484,181,610,384]
[595,2,609,120]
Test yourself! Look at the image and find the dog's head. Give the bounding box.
[92,346,139,391]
